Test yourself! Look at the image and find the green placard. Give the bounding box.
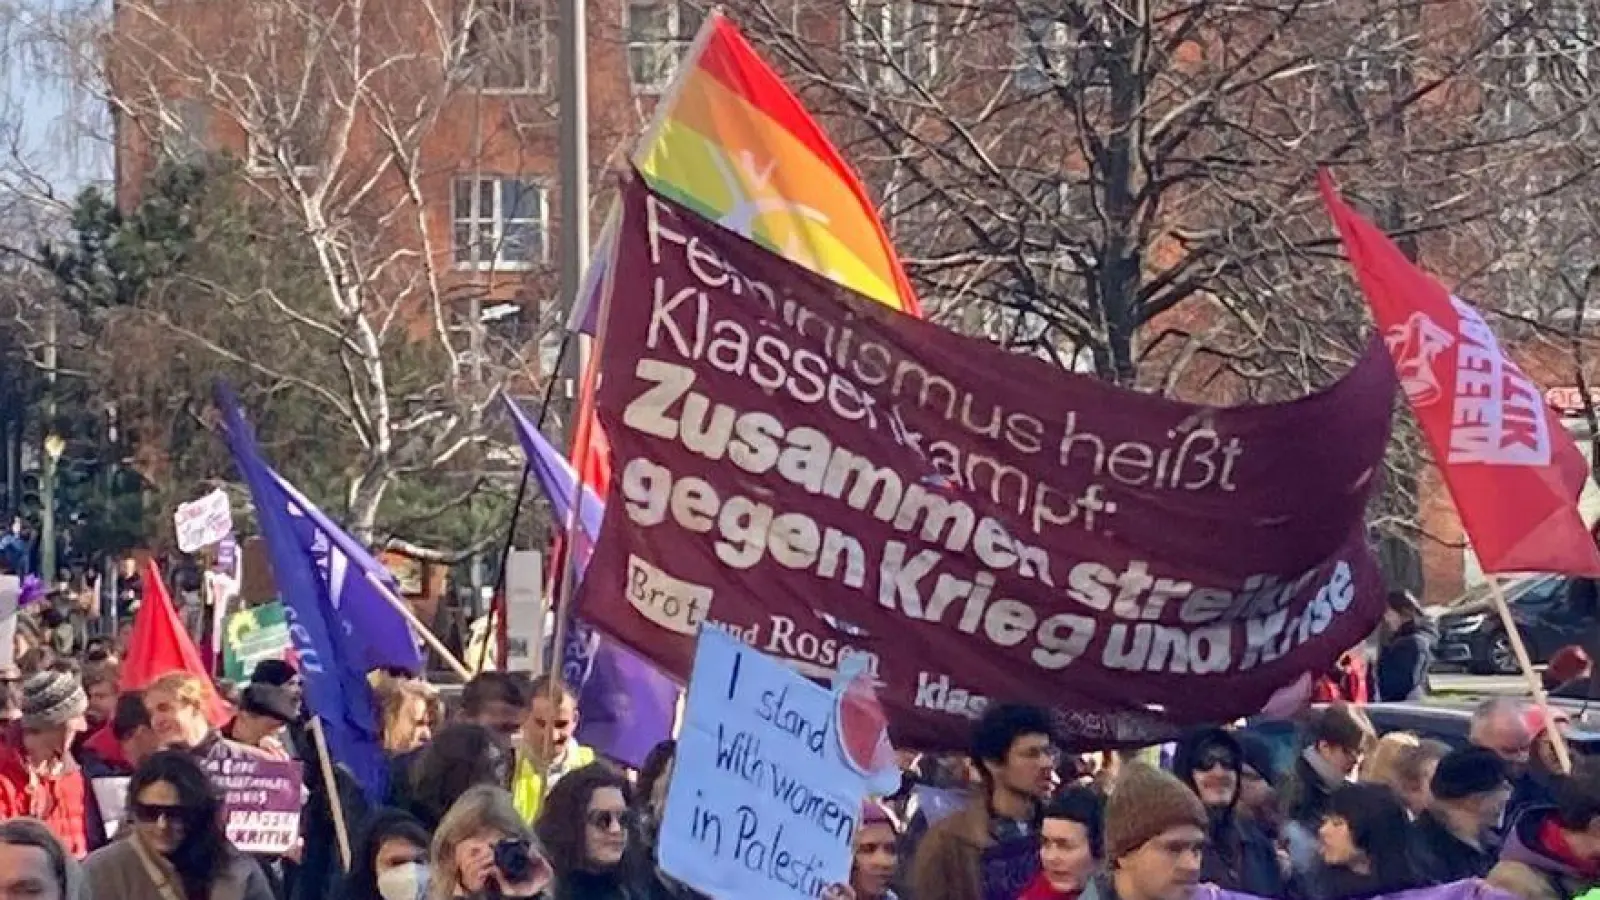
[222,601,292,682]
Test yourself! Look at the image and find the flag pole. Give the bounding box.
[1485,577,1573,773]
[360,571,472,681]
[543,184,623,779]
[308,716,352,871]
[477,332,577,677]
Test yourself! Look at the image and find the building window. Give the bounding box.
[159,100,209,163]
[1015,16,1070,92]
[626,0,703,93]
[453,176,549,270]
[845,0,938,94]
[465,0,547,93]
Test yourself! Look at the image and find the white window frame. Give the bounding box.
[452,175,550,272]
[625,0,701,95]
[466,0,549,94]
[1015,16,1070,92]
[844,0,938,95]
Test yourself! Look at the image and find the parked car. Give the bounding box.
[1432,575,1597,675]
[1244,702,1600,776]
[1244,703,1474,775]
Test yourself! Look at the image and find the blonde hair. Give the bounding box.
[428,785,538,900]
[0,818,87,900]
[378,677,438,753]
[146,671,208,710]
[1361,732,1448,794]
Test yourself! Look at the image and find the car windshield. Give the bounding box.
[1443,575,1560,609]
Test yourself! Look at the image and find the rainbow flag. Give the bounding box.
[572,12,922,330]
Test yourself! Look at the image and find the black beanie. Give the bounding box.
[1237,732,1280,787]
[1431,747,1510,801]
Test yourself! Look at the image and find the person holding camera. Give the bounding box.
[429,785,551,900]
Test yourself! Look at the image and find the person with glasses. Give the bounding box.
[535,762,634,900]
[82,749,274,900]
[910,703,1059,900]
[1170,727,1283,896]
[1079,764,1208,900]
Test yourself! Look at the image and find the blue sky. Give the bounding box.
[7,0,112,203]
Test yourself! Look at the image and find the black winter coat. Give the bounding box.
[1375,619,1437,702]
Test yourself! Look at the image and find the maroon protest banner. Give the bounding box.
[577,178,1399,749]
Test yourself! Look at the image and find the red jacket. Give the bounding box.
[1311,652,1370,704]
[0,722,93,857]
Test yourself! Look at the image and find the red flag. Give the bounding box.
[1320,171,1600,576]
[119,560,232,726]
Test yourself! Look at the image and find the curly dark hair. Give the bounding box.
[408,723,512,829]
[534,762,633,876]
[126,749,231,897]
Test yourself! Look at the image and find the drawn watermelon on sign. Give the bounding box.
[835,658,900,795]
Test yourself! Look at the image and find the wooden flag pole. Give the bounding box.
[360,570,472,681]
[1485,577,1573,774]
[308,716,352,872]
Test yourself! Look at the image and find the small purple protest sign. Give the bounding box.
[203,756,303,854]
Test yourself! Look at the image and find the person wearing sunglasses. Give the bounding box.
[82,749,275,900]
[1170,727,1283,896]
[535,762,634,900]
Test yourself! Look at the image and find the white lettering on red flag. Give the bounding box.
[1320,170,1600,576]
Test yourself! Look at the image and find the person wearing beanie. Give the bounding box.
[1411,746,1511,884]
[0,670,100,858]
[1543,645,1591,695]
[1234,732,1282,834]
[1169,727,1283,896]
[910,704,1058,900]
[223,684,296,759]
[1077,764,1207,900]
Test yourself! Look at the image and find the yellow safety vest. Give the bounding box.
[512,743,596,823]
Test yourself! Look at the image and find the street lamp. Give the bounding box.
[40,433,64,585]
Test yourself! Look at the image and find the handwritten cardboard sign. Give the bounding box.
[660,628,888,900]
[175,489,234,553]
[203,756,302,854]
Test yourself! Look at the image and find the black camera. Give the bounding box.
[493,838,544,885]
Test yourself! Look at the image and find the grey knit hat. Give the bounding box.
[20,670,87,730]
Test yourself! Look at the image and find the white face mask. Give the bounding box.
[376,862,430,900]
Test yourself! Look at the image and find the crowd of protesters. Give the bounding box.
[3,579,1600,900]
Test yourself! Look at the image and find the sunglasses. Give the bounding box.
[131,803,193,825]
[586,810,634,831]
[1195,747,1238,772]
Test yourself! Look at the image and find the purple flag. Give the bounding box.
[506,396,679,767]
[1193,881,1517,900]
[269,471,423,675]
